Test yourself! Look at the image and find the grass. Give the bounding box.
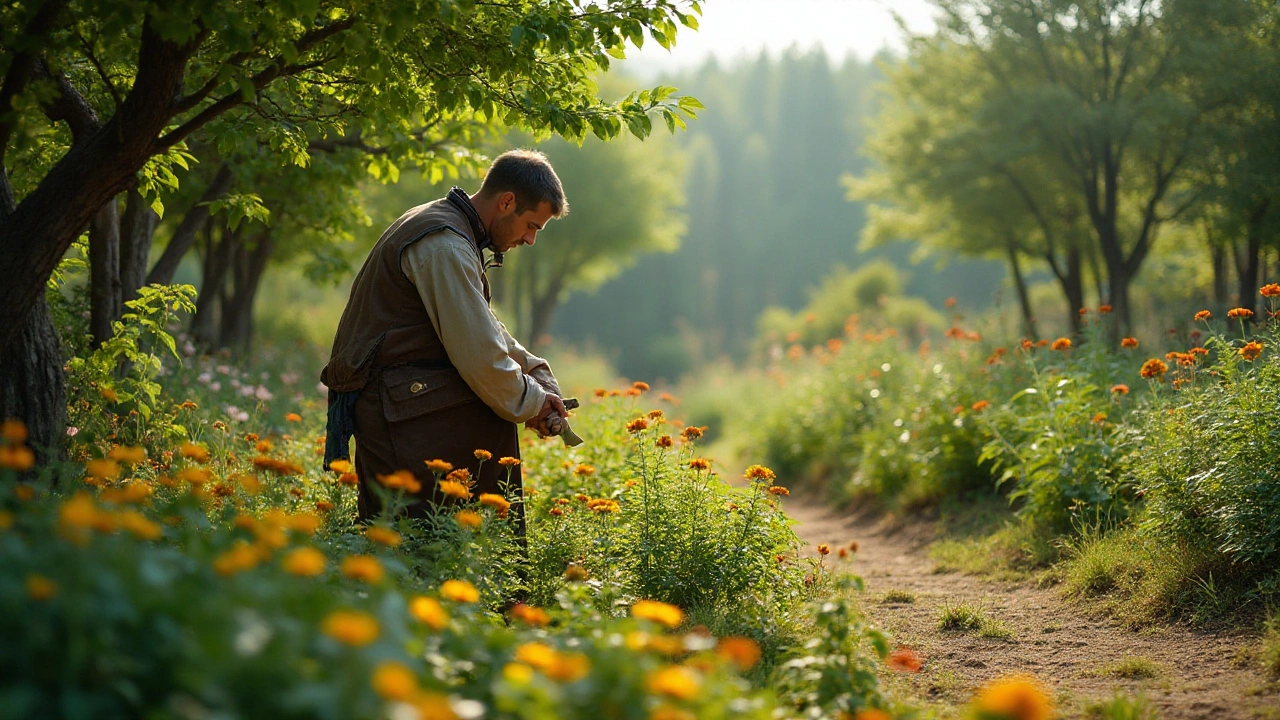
[1081,691,1158,720]
[1086,655,1165,680]
[881,589,916,604]
[1263,613,1280,678]
[928,500,1057,581]
[937,601,1015,640]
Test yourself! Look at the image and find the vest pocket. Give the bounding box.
[380,364,476,422]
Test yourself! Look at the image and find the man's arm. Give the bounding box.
[401,233,548,424]
[496,318,561,397]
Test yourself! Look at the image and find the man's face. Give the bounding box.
[490,195,556,252]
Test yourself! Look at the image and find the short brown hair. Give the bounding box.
[477,149,569,217]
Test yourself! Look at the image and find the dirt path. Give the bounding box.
[785,498,1278,719]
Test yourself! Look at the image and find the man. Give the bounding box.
[321,149,569,522]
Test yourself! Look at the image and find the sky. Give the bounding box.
[624,0,938,76]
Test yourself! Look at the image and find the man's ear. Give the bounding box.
[498,191,516,213]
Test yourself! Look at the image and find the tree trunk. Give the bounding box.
[218,231,273,351]
[1006,242,1036,338]
[1064,245,1085,333]
[146,163,233,286]
[119,187,158,305]
[0,295,67,470]
[192,222,235,347]
[1234,200,1269,314]
[527,275,565,354]
[88,196,122,346]
[1211,242,1229,307]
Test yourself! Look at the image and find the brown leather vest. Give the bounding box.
[321,197,490,392]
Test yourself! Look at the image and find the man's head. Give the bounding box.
[473,149,569,252]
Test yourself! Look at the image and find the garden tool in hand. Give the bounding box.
[546,398,584,447]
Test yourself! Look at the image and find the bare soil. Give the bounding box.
[785,498,1279,719]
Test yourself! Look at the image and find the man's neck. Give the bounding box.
[468,192,498,231]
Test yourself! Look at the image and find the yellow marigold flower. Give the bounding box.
[58,492,105,542]
[108,445,147,464]
[564,564,589,582]
[287,512,322,535]
[455,509,482,529]
[285,412,303,423]
[366,526,402,547]
[179,442,210,463]
[371,660,418,701]
[504,662,534,684]
[473,449,492,461]
[973,674,1053,720]
[0,445,35,471]
[633,381,650,392]
[86,459,121,481]
[651,707,697,720]
[1140,358,1168,380]
[625,417,649,433]
[817,544,831,556]
[656,435,674,448]
[1228,307,1254,320]
[116,510,163,541]
[282,547,327,577]
[546,652,591,682]
[213,541,261,576]
[27,574,58,601]
[438,480,472,501]
[515,642,557,671]
[321,609,379,646]
[479,493,511,518]
[237,473,262,494]
[681,426,704,441]
[573,463,595,477]
[413,692,457,720]
[1261,283,1280,298]
[410,596,449,629]
[632,599,684,629]
[425,458,454,474]
[688,457,711,471]
[646,665,701,700]
[1121,337,1138,348]
[1111,384,1130,395]
[587,498,620,514]
[1240,341,1264,361]
[511,603,551,627]
[498,456,520,467]
[440,579,480,603]
[2,419,29,444]
[1050,337,1071,351]
[328,459,353,473]
[177,467,212,485]
[716,636,761,671]
[744,464,775,482]
[341,555,384,583]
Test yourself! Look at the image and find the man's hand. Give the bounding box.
[525,393,567,437]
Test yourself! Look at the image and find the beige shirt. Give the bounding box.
[400,229,558,424]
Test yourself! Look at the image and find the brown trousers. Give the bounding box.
[351,363,524,531]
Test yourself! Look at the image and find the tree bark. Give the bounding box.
[1211,241,1229,307]
[1006,242,1037,338]
[88,196,122,346]
[218,231,273,351]
[120,187,158,305]
[0,295,67,469]
[146,163,232,286]
[1065,245,1085,333]
[1234,200,1269,314]
[192,222,235,347]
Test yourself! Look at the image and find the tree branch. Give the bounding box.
[33,60,102,141]
[0,0,71,156]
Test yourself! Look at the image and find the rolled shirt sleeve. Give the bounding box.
[400,231,547,423]
[498,321,561,396]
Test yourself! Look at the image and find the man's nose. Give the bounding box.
[524,231,537,246]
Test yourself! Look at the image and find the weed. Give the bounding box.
[978,618,1015,640]
[881,589,916,604]
[1263,613,1280,678]
[1088,655,1165,680]
[937,601,986,631]
[1083,691,1158,720]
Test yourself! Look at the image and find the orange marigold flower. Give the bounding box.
[498,456,520,467]
[437,480,471,501]
[1098,304,1113,314]
[549,507,565,516]
[656,435,674,448]
[1,419,28,444]
[455,509,482,529]
[86,458,121,480]
[366,526,402,547]
[315,500,334,512]
[681,426,704,441]
[26,574,58,601]
[1120,337,1138,348]
[973,674,1053,720]
[1140,358,1168,380]
[1110,384,1129,395]
[625,417,649,433]
[371,661,418,702]
[1020,339,1034,350]
[564,564,589,582]
[768,486,790,496]
[1092,413,1107,425]
[510,603,551,627]
[593,388,607,397]
[474,449,492,461]
[633,381,650,392]
[573,463,595,477]
[648,409,665,420]
[282,547,327,577]
[255,439,273,453]
[587,498,620,514]
[689,458,711,471]
[479,493,511,518]
[886,646,923,673]
[971,400,991,412]
[0,445,35,471]
[744,464,776,482]
[1078,307,1088,316]
[338,472,358,486]
[1189,347,1209,356]
[1227,307,1254,320]
[1051,337,1071,351]
[1260,283,1280,298]
[716,637,761,671]
[328,459,353,473]
[285,413,302,423]
[1194,310,1212,321]
[632,599,684,629]
[646,666,701,700]
[440,579,480,603]
[341,555,385,583]
[425,459,454,474]
[99,386,119,403]
[321,610,379,646]
[410,596,448,629]
[1239,341,1264,361]
[817,544,831,556]
[945,296,957,308]
[1035,339,1050,348]
[107,445,146,464]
